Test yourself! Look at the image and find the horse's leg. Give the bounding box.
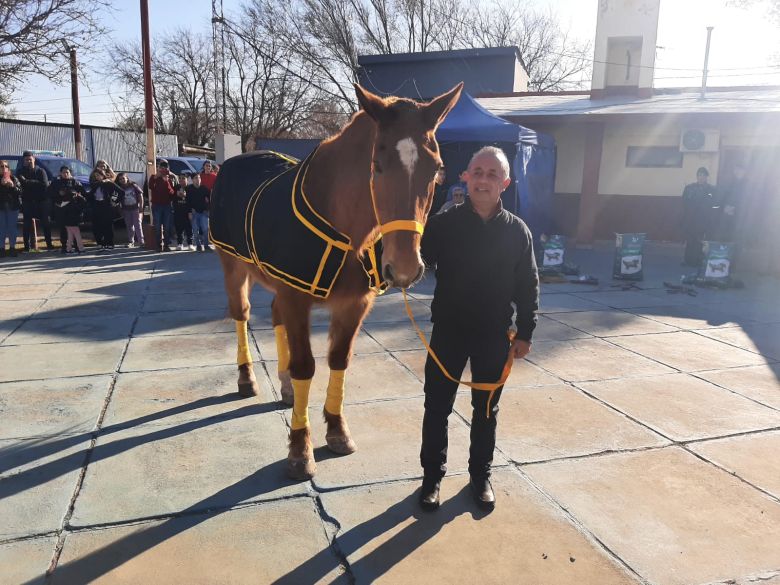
[276,290,317,480]
[324,293,373,455]
[272,298,294,405]
[218,251,259,397]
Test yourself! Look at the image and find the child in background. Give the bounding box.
[116,173,144,248]
[59,185,87,253]
[173,173,194,250]
[186,172,211,251]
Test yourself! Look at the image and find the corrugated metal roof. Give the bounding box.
[476,88,780,118]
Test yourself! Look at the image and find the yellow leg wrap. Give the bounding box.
[325,369,346,416]
[274,324,290,373]
[291,378,312,430]
[236,320,252,366]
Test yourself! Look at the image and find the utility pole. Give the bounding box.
[211,0,225,134]
[140,0,156,242]
[61,41,82,161]
[700,26,714,100]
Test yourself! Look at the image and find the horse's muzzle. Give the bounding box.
[383,262,425,289]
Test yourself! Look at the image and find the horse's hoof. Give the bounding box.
[326,434,357,455]
[279,371,294,406]
[237,380,260,397]
[286,457,317,480]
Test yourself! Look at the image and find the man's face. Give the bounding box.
[463,153,510,209]
[697,172,708,185]
[193,174,201,187]
[157,164,169,175]
[60,169,71,179]
[203,162,212,173]
[452,189,465,204]
[23,155,34,168]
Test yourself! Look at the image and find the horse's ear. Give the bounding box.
[424,82,463,129]
[355,84,386,122]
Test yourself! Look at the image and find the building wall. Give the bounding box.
[531,122,586,194]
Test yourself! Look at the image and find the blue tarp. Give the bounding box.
[437,92,556,238]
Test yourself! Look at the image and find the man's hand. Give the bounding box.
[509,339,531,360]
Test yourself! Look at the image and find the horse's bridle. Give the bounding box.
[369,175,425,237]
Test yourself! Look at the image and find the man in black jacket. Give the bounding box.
[681,167,717,266]
[16,151,52,251]
[418,146,539,512]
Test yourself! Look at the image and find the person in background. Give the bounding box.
[49,166,86,254]
[58,180,87,254]
[149,159,176,252]
[436,184,466,215]
[186,171,211,252]
[116,172,144,248]
[89,160,122,250]
[199,161,218,193]
[681,166,717,267]
[173,173,194,250]
[0,160,22,257]
[16,151,52,251]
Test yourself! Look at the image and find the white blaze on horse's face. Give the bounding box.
[396,138,419,178]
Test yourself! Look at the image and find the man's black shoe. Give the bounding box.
[419,477,441,511]
[469,476,495,511]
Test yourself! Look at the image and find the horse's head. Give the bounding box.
[356,82,463,288]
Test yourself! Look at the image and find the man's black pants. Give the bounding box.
[420,324,509,481]
[22,201,53,249]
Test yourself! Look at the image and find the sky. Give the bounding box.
[6,0,780,126]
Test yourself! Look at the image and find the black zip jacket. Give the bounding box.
[15,166,49,204]
[172,192,191,219]
[0,176,22,211]
[420,199,539,341]
[186,184,210,213]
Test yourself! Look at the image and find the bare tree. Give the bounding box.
[0,0,111,102]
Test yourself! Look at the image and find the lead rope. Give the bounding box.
[401,289,515,418]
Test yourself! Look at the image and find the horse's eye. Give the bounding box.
[373,160,383,174]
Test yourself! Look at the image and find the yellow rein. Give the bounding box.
[369,179,511,417]
[401,289,515,418]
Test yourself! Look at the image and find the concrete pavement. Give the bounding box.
[0,242,779,584]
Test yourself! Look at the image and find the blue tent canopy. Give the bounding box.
[436,92,556,239]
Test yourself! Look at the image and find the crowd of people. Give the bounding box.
[0,152,219,257]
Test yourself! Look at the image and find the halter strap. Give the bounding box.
[379,219,424,236]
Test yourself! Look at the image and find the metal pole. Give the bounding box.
[68,48,82,161]
[211,0,222,133]
[141,0,156,231]
[700,26,714,100]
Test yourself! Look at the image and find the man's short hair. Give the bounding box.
[157,159,169,168]
[60,165,71,172]
[22,151,33,158]
[697,166,709,176]
[468,146,510,179]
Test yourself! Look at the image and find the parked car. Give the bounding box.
[1,153,92,189]
[157,156,216,175]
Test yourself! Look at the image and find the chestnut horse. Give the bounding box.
[212,83,462,480]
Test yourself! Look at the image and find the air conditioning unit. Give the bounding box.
[680,129,720,153]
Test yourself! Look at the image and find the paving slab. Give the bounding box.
[141,292,227,313]
[706,300,780,324]
[0,283,61,300]
[3,314,135,345]
[362,321,432,351]
[689,430,780,499]
[696,323,780,360]
[0,436,90,540]
[0,272,73,285]
[133,309,236,337]
[530,315,593,341]
[70,270,153,284]
[391,349,563,387]
[527,338,675,382]
[71,410,302,526]
[31,295,143,319]
[320,470,640,585]
[293,398,493,490]
[104,365,275,429]
[56,279,149,297]
[254,325,384,360]
[363,293,431,323]
[0,536,56,584]
[608,331,769,372]
[571,290,676,309]
[267,353,423,404]
[697,364,780,409]
[0,299,45,320]
[538,294,610,314]
[454,384,667,463]
[120,333,258,372]
[526,447,780,585]
[248,305,332,330]
[0,319,22,344]
[579,374,780,442]
[0,375,111,440]
[54,499,344,585]
[145,276,225,295]
[549,309,678,337]
[629,304,747,330]
[0,340,126,382]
